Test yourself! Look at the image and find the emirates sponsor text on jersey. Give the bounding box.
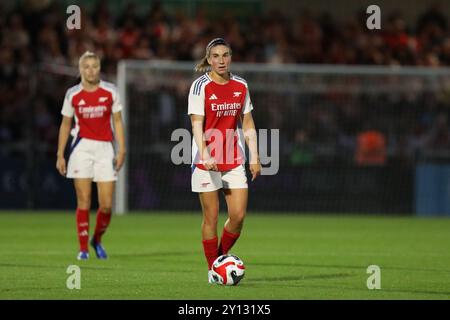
[211,102,242,117]
[78,105,108,118]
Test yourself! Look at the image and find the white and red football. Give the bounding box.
[211,254,245,286]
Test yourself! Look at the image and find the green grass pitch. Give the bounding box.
[0,212,449,299]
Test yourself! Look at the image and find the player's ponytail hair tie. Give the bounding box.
[195,38,232,72]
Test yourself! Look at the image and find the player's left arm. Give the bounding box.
[112,111,126,171]
[241,111,261,181]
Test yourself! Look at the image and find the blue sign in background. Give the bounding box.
[415,164,450,216]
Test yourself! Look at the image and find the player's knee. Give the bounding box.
[98,202,112,214]
[230,209,246,226]
[76,188,91,203]
[202,203,219,217]
[77,197,91,210]
[203,211,219,227]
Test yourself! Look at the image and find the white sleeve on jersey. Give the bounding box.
[61,90,74,117]
[243,86,254,114]
[112,91,123,113]
[188,81,205,116]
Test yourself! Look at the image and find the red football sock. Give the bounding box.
[218,228,240,255]
[202,237,218,270]
[76,208,89,252]
[94,209,111,243]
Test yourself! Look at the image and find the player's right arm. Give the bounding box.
[56,89,75,176]
[188,78,217,171]
[56,116,72,176]
[190,115,217,171]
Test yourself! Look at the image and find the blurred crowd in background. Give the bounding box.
[1,0,450,166]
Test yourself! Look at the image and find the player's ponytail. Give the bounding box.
[194,38,232,73]
[195,56,210,73]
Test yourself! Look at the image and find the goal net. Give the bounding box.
[116,61,450,214]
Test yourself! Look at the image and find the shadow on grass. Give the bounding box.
[0,263,116,270]
[112,251,194,258]
[246,273,355,283]
[249,262,450,274]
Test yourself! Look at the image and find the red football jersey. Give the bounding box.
[188,73,253,171]
[61,81,122,141]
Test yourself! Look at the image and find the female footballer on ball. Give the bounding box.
[188,38,261,283]
[56,51,126,260]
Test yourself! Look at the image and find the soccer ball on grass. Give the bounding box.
[210,254,245,286]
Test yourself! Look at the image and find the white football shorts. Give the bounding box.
[67,137,117,182]
[191,164,248,192]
